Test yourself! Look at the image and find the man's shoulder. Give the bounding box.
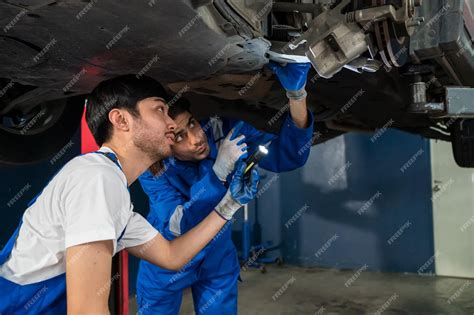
[58,153,127,186]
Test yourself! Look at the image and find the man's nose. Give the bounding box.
[166,115,177,131]
[188,132,202,146]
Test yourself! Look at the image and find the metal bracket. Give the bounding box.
[416,86,474,118]
[441,87,474,118]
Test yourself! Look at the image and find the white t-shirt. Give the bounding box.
[0,146,158,285]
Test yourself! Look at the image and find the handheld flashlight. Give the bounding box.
[244,145,269,174]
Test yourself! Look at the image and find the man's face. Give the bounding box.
[130,97,177,162]
[171,111,210,162]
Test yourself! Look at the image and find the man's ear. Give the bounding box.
[108,108,130,132]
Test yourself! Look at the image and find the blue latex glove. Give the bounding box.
[229,160,260,205]
[267,61,312,92]
[214,160,260,220]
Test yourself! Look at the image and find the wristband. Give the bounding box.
[214,190,242,220]
[286,88,307,101]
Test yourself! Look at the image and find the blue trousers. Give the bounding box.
[0,273,66,314]
[136,247,239,315]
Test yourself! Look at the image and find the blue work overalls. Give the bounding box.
[0,151,125,314]
[136,113,314,315]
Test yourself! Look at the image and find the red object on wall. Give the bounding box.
[80,107,129,315]
[80,108,98,153]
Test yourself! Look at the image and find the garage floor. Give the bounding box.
[131,265,474,314]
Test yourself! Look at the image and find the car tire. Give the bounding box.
[0,96,84,165]
[451,119,474,168]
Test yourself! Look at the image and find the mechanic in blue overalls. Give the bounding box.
[136,62,314,314]
[0,75,259,314]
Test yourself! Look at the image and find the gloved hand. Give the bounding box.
[267,61,312,101]
[214,160,260,220]
[212,121,248,182]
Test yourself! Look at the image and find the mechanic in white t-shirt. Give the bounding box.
[0,75,259,315]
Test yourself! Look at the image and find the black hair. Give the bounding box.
[168,97,191,120]
[86,74,169,146]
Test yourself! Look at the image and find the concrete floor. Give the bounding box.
[131,265,474,314]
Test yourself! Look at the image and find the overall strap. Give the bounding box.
[90,151,128,242]
[90,151,123,171]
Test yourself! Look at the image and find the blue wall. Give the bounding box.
[235,129,435,274]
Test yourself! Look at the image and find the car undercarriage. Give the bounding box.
[0,0,473,165]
